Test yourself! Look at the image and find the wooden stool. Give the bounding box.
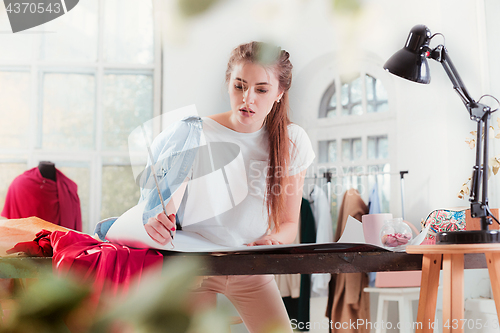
[406,244,500,333]
[364,287,420,333]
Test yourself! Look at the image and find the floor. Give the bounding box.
[226,293,416,333]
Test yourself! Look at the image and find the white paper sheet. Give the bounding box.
[106,202,309,252]
[337,216,366,243]
[107,207,431,253]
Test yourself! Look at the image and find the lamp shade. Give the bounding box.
[384,25,432,84]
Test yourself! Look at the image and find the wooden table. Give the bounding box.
[0,245,490,278]
[406,244,500,333]
[0,218,489,277]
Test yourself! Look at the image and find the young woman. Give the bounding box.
[145,41,315,333]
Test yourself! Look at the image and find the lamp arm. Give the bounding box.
[469,114,495,229]
[429,45,497,229]
[429,45,477,115]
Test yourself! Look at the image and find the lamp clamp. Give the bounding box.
[470,202,490,220]
[468,103,491,122]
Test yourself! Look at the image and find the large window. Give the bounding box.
[307,67,396,229]
[0,0,161,233]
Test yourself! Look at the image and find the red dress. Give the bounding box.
[1,167,82,231]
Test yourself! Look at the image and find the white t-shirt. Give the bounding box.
[181,117,315,247]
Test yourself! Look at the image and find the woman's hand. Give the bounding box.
[247,235,283,246]
[144,212,176,245]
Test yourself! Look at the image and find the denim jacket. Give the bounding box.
[94,116,203,240]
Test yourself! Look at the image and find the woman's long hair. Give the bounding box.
[225,41,293,231]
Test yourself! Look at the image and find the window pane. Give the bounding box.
[365,75,375,100]
[366,75,388,114]
[342,139,351,161]
[378,136,389,159]
[0,162,27,213]
[102,74,153,150]
[340,74,361,115]
[367,137,376,159]
[0,72,30,149]
[328,140,337,163]
[341,83,349,106]
[101,164,141,220]
[368,135,388,160]
[367,102,389,114]
[341,138,361,161]
[40,0,98,62]
[350,76,362,104]
[58,164,90,233]
[342,166,363,194]
[42,73,95,150]
[0,5,32,61]
[377,102,389,113]
[353,138,362,160]
[329,91,337,108]
[376,78,388,100]
[318,141,327,163]
[319,81,336,118]
[103,0,154,64]
[318,140,336,163]
[351,104,363,116]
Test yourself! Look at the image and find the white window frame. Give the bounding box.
[305,58,399,215]
[0,0,162,233]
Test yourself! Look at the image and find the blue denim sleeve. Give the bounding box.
[93,116,203,238]
[94,217,117,241]
[138,116,202,224]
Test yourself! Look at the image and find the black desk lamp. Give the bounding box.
[384,24,500,244]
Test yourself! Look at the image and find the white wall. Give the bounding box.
[157,0,496,225]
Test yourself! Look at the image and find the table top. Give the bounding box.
[406,243,500,254]
[0,248,490,278]
[0,217,69,256]
[0,218,490,278]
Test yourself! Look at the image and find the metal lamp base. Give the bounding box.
[436,230,500,244]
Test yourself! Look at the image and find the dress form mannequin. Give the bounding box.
[38,161,56,181]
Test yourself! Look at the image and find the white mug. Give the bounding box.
[362,213,393,247]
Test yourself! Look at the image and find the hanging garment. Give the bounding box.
[368,182,381,214]
[326,188,370,333]
[367,183,382,286]
[1,167,82,231]
[309,184,333,297]
[278,198,316,331]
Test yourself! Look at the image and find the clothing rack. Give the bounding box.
[305,170,409,219]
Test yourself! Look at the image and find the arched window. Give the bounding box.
[307,66,396,225]
[319,73,388,118]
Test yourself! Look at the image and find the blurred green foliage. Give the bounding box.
[0,258,236,333]
[332,0,363,14]
[0,265,90,333]
[176,0,222,18]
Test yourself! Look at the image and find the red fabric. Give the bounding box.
[1,168,82,231]
[7,230,164,297]
[6,229,53,257]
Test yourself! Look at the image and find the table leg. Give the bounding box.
[442,253,464,333]
[485,252,500,322]
[416,254,441,333]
